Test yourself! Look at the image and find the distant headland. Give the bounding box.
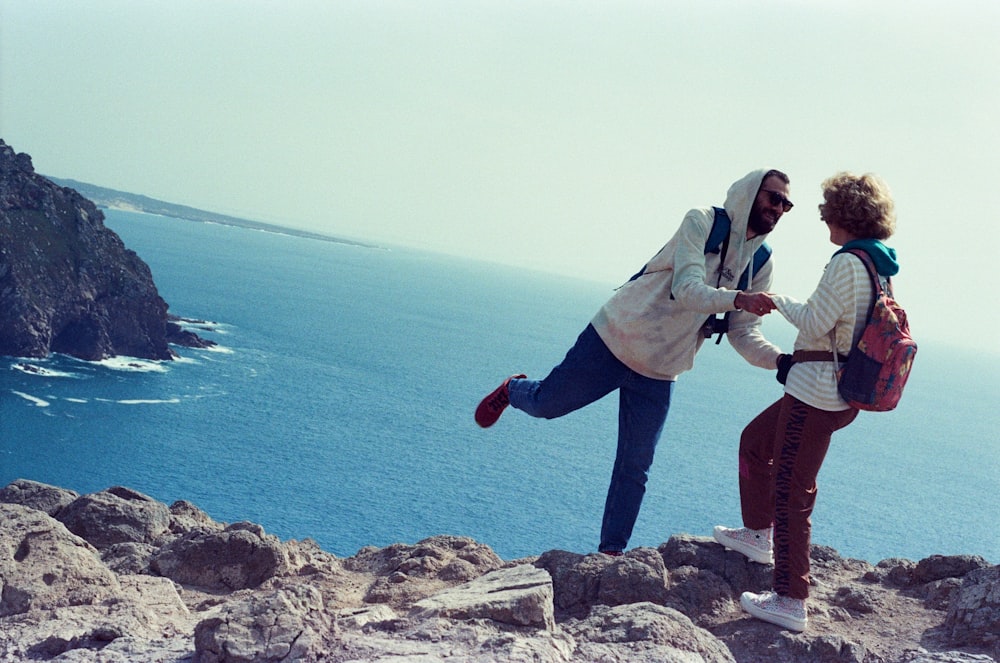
[44,176,386,250]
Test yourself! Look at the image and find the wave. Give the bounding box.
[95,398,183,405]
[95,357,169,373]
[174,316,232,336]
[11,391,50,407]
[11,362,79,378]
[200,344,234,354]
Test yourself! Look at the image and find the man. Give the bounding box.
[475,169,791,555]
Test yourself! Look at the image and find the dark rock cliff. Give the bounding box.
[0,139,210,360]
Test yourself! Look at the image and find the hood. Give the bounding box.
[722,169,771,240]
[835,239,900,277]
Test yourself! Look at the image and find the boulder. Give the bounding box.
[0,478,78,517]
[868,557,919,587]
[566,602,736,663]
[56,486,172,549]
[533,547,671,619]
[347,535,504,606]
[533,549,608,617]
[150,522,288,590]
[915,555,993,584]
[595,546,670,607]
[167,499,224,536]
[193,585,325,663]
[660,533,773,592]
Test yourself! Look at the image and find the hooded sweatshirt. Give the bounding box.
[590,169,783,381]
[772,240,900,410]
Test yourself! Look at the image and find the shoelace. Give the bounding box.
[484,390,509,412]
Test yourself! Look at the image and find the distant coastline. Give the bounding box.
[45,176,385,250]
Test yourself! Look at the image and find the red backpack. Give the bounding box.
[835,250,917,411]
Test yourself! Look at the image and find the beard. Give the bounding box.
[747,205,779,236]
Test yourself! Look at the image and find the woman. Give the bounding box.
[712,172,899,631]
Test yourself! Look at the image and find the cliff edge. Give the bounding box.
[0,139,210,360]
[0,479,996,663]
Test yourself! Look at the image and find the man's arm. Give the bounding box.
[669,210,743,314]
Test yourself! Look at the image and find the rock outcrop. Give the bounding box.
[0,139,210,360]
[1,479,996,663]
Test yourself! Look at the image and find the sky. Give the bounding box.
[2,0,998,352]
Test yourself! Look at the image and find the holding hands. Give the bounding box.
[735,291,778,317]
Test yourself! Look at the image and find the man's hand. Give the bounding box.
[735,292,777,317]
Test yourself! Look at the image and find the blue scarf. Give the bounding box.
[834,239,899,277]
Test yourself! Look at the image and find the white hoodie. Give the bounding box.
[590,169,782,380]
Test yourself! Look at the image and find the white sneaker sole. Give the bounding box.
[740,593,807,632]
[713,526,773,564]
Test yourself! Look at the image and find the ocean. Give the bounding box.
[1,209,997,565]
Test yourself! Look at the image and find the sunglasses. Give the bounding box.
[761,189,794,212]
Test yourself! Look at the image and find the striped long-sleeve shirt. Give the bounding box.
[771,253,880,411]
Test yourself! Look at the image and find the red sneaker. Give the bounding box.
[474,374,526,428]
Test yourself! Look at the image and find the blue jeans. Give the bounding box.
[507,324,674,552]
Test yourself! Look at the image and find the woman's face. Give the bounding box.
[824,216,856,246]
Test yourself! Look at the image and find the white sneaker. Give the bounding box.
[713,525,773,564]
[741,590,808,632]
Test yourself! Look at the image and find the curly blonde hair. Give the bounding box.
[818,172,896,240]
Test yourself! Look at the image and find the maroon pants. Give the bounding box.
[739,394,858,599]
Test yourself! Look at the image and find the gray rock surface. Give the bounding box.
[412,564,556,630]
[0,503,120,617]
[946,566,1000,652]
[1,480,997,662]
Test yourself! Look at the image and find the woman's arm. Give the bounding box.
[771,255,860,338]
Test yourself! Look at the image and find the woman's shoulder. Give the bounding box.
[826,251,869,276]
[816,252,871,295]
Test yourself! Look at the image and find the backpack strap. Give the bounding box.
[705,207,731,256]
[845,249,888,317]
[738,243,772,291]
[828,249,883,372]
[793,350,850,363]
[703,207,773,344]
[709,207,771,290]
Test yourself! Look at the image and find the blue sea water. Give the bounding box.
[1,209,997,565]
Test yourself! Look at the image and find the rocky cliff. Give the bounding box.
[1,479,996,663]
[0,140,210,360]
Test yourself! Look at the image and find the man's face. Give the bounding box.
[747,176,793,237]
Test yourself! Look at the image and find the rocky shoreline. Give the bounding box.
[0,479,996,662]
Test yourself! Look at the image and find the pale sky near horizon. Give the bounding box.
[2,0,998,353]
